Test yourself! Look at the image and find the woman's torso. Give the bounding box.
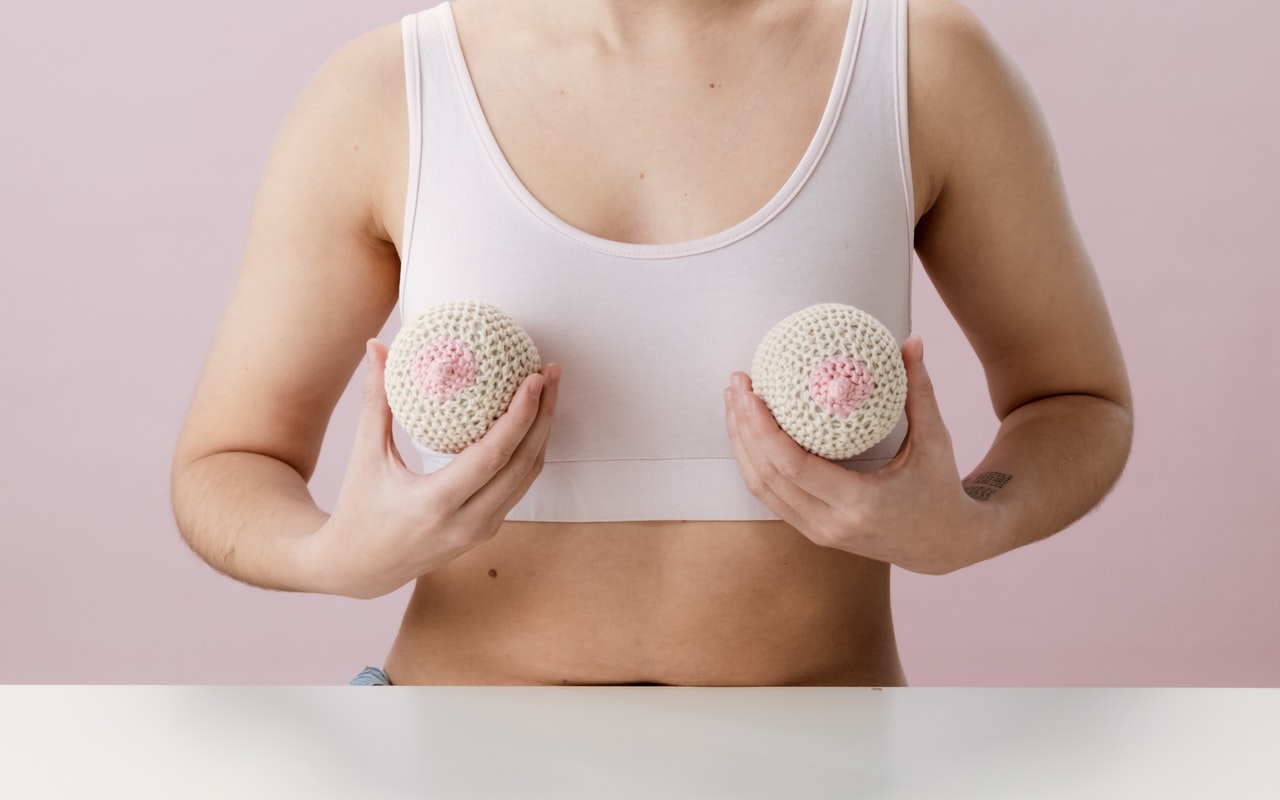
[372,0,933,685]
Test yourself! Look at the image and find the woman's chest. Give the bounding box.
[381,2,865,250]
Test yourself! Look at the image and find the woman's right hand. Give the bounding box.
[307,339,561,599]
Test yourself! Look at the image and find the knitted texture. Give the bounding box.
[750,304,906,460]
[385,301,541,454]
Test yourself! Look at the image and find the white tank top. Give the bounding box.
[397,0,914,522]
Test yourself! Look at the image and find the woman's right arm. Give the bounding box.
[170,24,559,599]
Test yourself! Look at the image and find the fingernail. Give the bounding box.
[526,373,545,397]
[731,373,748,392]
[905,335,923,363]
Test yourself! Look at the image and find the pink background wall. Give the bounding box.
[1,0,1275,685]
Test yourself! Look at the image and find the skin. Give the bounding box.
[170,0,1132,686]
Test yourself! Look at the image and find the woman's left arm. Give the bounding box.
[724,0,1133,574]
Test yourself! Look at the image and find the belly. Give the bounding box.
[382,519,905,686]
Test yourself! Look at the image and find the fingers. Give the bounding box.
[898,336,950,455]
[430,365,556,512]
[357,339,407,470]
[723,387,799,522]
[723,376,837,532]
[728,373,852,506]
[463,363,563,519]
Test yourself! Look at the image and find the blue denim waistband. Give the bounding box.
[349,666,392,685]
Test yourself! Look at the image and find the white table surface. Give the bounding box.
[2,687,1277,799]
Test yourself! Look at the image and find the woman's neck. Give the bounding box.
[534,0,803,52]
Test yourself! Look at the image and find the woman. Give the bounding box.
[171,0,1132,686]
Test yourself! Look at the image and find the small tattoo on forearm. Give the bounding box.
[964,471,1013,501]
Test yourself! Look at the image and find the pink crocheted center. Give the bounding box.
[809,356,875,418]
[412,336,477,403]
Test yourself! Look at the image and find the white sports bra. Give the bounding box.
[397,0,914,522]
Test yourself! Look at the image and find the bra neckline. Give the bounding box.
[437,0,867,261]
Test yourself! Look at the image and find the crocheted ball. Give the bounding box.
[385,301,541,454]
[750,304,906,460]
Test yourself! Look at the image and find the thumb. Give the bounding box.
[900,336,949,449]
[357,338,405,468]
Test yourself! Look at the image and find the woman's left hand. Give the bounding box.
[724,336,995,575]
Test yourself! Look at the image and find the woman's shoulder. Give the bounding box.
[905,0,1049,219]
[282,20,411,246]
[309,21,407,119]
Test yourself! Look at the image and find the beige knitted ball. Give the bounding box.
[750,304,906,460]
[385,301,541,454]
